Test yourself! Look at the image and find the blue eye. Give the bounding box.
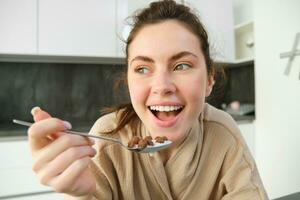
[135,66,150,74]
[174,63,191,71]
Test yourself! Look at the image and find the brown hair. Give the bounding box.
[101,0,216,135]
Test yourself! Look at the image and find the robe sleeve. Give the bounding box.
[220,138,269,200]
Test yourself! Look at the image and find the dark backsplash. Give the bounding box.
[208,63,255,108]
[0,62,129,133]
[0,61,254,137]
[224,65,255,104]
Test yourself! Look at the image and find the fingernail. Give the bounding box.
[89,138,95,144]
[31,106,41,116]
[63,121,72,129]
[92,148,97,156]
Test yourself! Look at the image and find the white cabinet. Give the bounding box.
[39,0,117,57]
[0,0,37,54]
[0,0,235,59]
[116,0,235,62]
[0,140,63,199]
[233,0,254,61]
[185,0,235,62]
[0,0,119,57]
[234,21,254,61]
[115,0,156,57]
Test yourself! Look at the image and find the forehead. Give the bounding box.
[128,20,203,59]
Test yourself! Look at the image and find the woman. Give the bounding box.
[28,0,268,199]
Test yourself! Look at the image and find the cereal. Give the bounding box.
[161,136,168,141]
[146,139,154,146]
[127,135,168,149]
[132,136,141,144]
[144,136,152,141]
[128,136,141,148]
[144,136,154,146]
[127,140,135,148]
[155,136,168,143]
[138,139,148,149]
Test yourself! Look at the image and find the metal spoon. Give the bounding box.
[12,119,172,153]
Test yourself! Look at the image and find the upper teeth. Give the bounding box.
[149,105,183,112]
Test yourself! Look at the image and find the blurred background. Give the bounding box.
[0,0,299,199]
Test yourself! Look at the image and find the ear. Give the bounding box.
[205,76,214,97]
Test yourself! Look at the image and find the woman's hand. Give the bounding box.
[28,107,96,196]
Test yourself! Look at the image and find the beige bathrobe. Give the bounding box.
[78,104,268,200]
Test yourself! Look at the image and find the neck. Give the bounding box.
[159,128,191,165]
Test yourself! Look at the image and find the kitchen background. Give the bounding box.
[0,0,299,199]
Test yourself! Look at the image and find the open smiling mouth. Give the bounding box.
[148,105,184,121]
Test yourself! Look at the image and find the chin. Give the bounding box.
[148,126,188,143]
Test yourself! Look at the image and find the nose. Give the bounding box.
[151,72,176,95]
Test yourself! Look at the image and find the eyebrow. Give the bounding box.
[170,51,198,61]
[129,51,198,66]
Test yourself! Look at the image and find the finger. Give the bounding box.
[32,134,95,172]
[31,106,52,122]
[28,118,71,152]
[37,146,96,186]
[67,169,96,196]
[50,157,92,194]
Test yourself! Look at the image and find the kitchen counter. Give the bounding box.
[0,122,27,138]
[274,192,300,200]
[0,123,91,141]
[231,114,255,124]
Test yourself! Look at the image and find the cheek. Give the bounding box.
[128,79,148,106]
[180,75,207,103]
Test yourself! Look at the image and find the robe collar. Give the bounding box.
[141,112,204,199]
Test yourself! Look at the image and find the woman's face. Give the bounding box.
[127,20,213,143]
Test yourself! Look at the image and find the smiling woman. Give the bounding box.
[127,20,213,144]
[25,0,268,199]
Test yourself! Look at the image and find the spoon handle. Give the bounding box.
[13,119,32,127]
[12,119,122,145]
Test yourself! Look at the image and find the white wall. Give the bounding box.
[233,0,253,25]
[254,0,300,198]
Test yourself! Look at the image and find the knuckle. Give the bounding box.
[77,156,91,167]
[51,117,60,124]
[31,161,39,172]
[65,146,94,161]
[62,135,74,146]
[88,147,96,156]
[53,182,68,193]
[72,157,86,170]
[31,151,45,172]
[52,118,63,128]
[66,147,77,158]
[38,172,50,186]
[27,125,37,138]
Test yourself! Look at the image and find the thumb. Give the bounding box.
[31,106,52,122]
[30,106,64,140]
